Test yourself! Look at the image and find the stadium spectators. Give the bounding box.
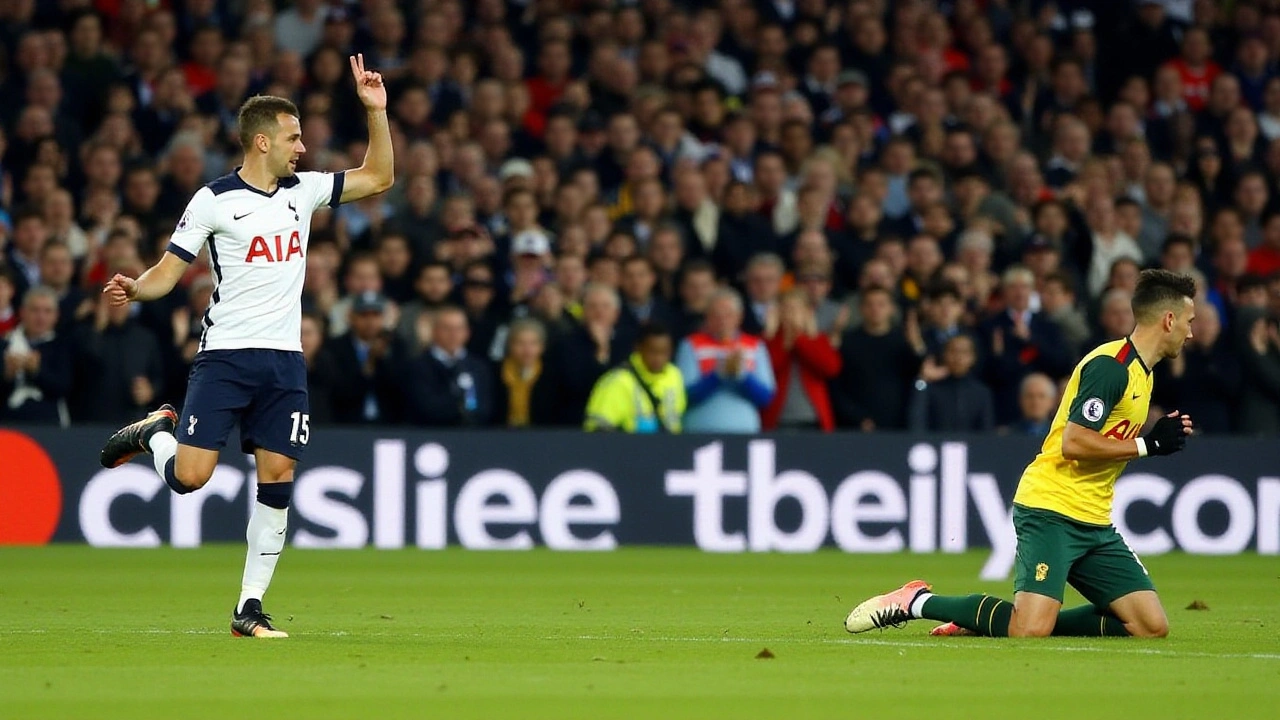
[324,291,404,425]
[761,289,841,432]
[1011,373,1058,438]
[1152,301,1238,435]
[677,288,774,433]
[404,304,495,427]
[908,333,995,434]
[584,322,685,433]
[980,266,1071,426]
[543,282,631,426]
[3,0,1279,435]
[494,317,556,428]
[300,311,336,426]
[617,254,677,337]
[1,286,71,425]
[68,290,164,425]
[1235,305,1280,434]
[832,286,921,431]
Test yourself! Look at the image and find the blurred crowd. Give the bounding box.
[2,0,1280,436]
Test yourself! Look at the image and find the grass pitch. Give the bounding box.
[0,547,1277,720]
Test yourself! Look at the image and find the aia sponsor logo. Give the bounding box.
[1103,419,1144,440]
[245,230,303,263]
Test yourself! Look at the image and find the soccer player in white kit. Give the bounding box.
[98,55,394,638]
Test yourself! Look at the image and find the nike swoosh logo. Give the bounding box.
[1132,394,1142,400]
[260,551,281,556]
[233,211,254,220]
[276,528,285,535]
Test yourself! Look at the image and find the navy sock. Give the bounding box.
[162,457,194,495]
[257,482,294,509]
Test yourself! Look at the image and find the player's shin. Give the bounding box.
[148,432,191,495]
[916,594,1014,637]
[237,482,293,614]
[1052,605,1130,637]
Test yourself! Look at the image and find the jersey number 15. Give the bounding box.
[289,411,311,445]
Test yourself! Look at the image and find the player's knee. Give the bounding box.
[255,458,295,484]
[1008,612,1055,638]
[1132,616,1169,639]
[173,459,216,490]
[175,466,213,490]
[257,468,293,484]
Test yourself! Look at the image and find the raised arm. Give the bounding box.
[340,54,394,203]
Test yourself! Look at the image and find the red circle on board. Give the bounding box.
[0,430,63,545]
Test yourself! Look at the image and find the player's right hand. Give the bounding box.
[103,274,138,307]
[1145,410,1193,456]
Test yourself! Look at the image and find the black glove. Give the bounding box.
[1144,415,1188,456]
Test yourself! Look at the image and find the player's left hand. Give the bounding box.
[349,53,387,111]
[1145,410,1193,456]
[103,273,138,307]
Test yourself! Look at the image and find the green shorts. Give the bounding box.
[1012,504,1156,606]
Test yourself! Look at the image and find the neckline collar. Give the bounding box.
[230,166,300,197]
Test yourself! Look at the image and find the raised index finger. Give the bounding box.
[349,54,360,80]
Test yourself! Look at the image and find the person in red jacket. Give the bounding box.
[762,289,842,431]
[1162,27,1221,112]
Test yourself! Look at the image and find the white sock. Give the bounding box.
[909,592,933,619]
[149,431,178,478]
[237,502,288,613]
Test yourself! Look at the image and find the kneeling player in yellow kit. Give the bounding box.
[844,270,1196,638]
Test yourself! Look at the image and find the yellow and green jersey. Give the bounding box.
[584,353,686,433]
[1013,337,1153,525]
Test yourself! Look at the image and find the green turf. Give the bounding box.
[0,547,1277,719]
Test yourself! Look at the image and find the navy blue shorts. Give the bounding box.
[179,349,311,460]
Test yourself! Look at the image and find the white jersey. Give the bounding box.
[168,169,345,352]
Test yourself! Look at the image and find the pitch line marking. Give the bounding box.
[2,628,1277,661]
[550,634,1280,661]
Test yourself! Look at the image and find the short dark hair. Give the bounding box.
[587,253,619,270]
[344,251,378,273]
[861,285,894,304]
[40,239,71,259]
[692,78,725,99]
[924,281,961,302]
[780,118,810,135]
[301,310,328,335]
[908,167,941,186]
[419,260,451,276]
[375,231,408,250]
[237,95,300,151]
[1162,234,1196,255]
[1031,198,1066,220]
[622,254,654,272]
[681,258,715,277]
[462,259,494,279]
[1132,269,1196,323]
[1237,273,1268,295]
[636,321,672,345]
[753,148,785,167]
[12,205,44,227]
[1043,271,1077,296]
